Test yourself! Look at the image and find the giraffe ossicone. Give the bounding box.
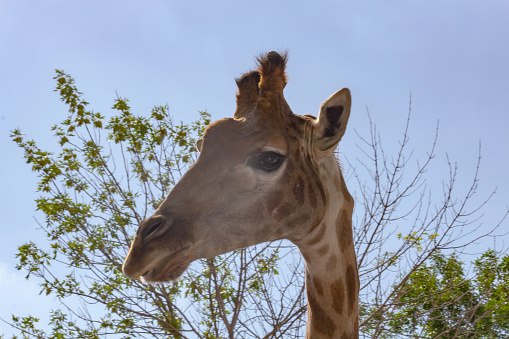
[123,51,359,338]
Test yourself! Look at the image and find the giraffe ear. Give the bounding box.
[196,138,203,153]
[313,88,351,152]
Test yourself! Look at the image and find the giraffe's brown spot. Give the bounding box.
[337,208,353,253]
[326,254,338,271]
[308,292,336,336]
[299,162,307,173]
[307,224,326,247]
[313,277,324,296]
[309,216,322,231]
[274,202,293,221]
[286,214,310,228]
[346,264,358,314]
[316,178,326,206]
[293,176,305,206]
[307,183,317,208]
[331,278,345,314]
[316,244,330,257]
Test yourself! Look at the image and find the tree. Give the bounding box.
[382,250,509,338]
[350,105,508,338]
[4,72,508,338]
[6,70,305,339]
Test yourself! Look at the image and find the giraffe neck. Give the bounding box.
[297,157,358,339]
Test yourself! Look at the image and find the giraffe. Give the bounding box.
[122,51,359,338]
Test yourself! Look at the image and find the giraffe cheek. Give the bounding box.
[266,190,284,214]
[272,202,294,221]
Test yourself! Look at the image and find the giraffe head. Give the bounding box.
[122,52,352,283]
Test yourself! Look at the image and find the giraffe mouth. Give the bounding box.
[140,247,192,283]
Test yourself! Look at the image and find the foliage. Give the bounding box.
[383,250,509,338]
[350,106,508,338]
[6,71,303,338]
[4,72,508,338]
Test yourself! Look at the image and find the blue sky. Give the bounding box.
[1,1,508,335]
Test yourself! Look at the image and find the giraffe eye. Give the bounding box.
[249,151,285,172]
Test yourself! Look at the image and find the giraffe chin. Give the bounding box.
[140,249,191,283]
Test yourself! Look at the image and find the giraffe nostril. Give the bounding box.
[145,220,162,237]
[143,216,166,240]
[141,214,175,241]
